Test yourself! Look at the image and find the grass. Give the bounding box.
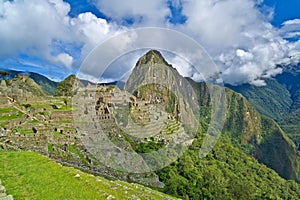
[67,145,89,164]
[18,128,34,135]
[0,107,16,114]
[48,144,54,153]
[54,131,64,137]
[0,150,177,200]
[0,112,23,121]
[58,120,73,124]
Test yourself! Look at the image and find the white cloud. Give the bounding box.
[165,54,193,78]
[54,53,73,69]
[0,0,71,60]
[250,79,266,86]
[280,19,300,39]
[94,0,170,26]
[168,0,300,85]
[282,19,300,26]
[0,0,123,71]
[70,12,122,57]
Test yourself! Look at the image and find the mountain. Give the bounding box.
[279,109,300,150]
[55,74,84,96]
[127,50,300,182]
[191,83,300,183]
[0,70,58,95]
[28,72,58,95]
[0,74,45,97]
[276,67,300,112]
[228,65,300,150]
[122,50,300,198]
[227,79,292,121]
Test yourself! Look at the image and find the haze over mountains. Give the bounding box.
[1,50,300,199]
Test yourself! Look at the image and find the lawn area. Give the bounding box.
[0,150,176,200]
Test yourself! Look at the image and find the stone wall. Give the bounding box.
[2,134,48,155]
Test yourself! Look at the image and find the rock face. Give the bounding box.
[0,180,13,200]
[125,50,200,136]
[0,128,7,137]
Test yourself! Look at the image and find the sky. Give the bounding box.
[0,0,299,85]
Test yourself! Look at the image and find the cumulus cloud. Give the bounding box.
[70,12,122,57]
[94,0,170,26]
[280,19,300,39]
[54,53,74,69]
[0,0,70,59]
[167,0,300,85]
[0,0,122,71]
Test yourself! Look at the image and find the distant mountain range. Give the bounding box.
[0,70,58,95]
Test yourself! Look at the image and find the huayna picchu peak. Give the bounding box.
[136,49,171,66]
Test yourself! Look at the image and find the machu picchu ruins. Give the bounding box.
[0,50,199,188]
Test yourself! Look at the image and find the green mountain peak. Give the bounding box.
[137,50,170,66]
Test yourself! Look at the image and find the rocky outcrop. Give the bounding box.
[0,180,13,200]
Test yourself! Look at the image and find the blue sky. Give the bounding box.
[263,0,300,26]
[64,0,300,28]
[0,0,299,85]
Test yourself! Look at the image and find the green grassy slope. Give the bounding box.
[0,150,177,200]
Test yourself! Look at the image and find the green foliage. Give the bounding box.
[55,74,83,97]
[28,72,58,95]
[157,142,300,199]
[228,69,300,153]
[134,141,165,153]
[280,109,300,149]
[256,117,300,181]
[276,69,300,112]
[186,80,300,183]
[48,143,54,153]
[68,145,90,164]
[228,79,292,121]
[54,130,63,137]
